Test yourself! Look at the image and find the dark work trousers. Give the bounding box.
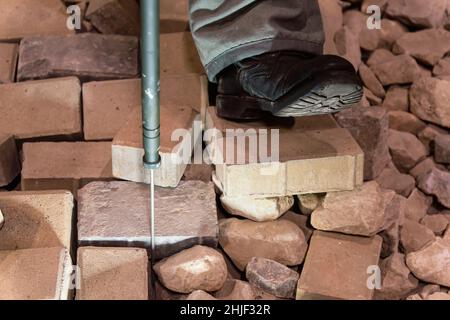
[189,0,325,82]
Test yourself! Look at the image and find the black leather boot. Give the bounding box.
[216,51,363,121]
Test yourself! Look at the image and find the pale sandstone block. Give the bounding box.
[112,105,201,188]
[206,108,364,198]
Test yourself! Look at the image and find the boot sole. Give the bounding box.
[269,70,363,117]
[216,70,362,121]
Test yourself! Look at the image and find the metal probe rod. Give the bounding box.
[141,0,161,298]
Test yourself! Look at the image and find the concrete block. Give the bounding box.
[21,142,113,195]
[112,105,201,188]
[0,77,82,140]
[206,108,364,197]
[0,191,74,251]
[77,180,218,259]
[0,0,74,41]
[0,247,72,300]
[17,33,139,82]
[0,134,20,187]
[297,231,382,300]
[0,43,18,84]
[76,247,148,300]
[82,74,208,140]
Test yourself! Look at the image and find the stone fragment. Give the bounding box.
[418,168,450,208]
[410,158,439,179]
[418,125,448,154]
[76,247,148,300]
[433,57,450,77]
[406,238,450,287]
[219,218,307,271]
[382,86,409,112]
[154,245,227,294]
[335,106,390,180]
[388,129,427,172]
[359,63,385,98]
[374,253,419,300]
[393,29,450,66]
[386,0,447,28]
[183,164,213,182]
[435,134,450,164]
[370,54,420,86]
[388,111,426,135]
[0,134,20,187]
[0,77,81,139]
[246,257,299,299]
[297,231,382,300]
[0,191,74,251]
[421,215,449,235]
[78,181,217,259]
[400,219,436,253]
[334,26,361,70]
[410,77,450,129]
[405,189,432,222]
[367,48,395,67]
[21,142,112,195]
[220,195,294,222]
[296,193,324,215]
[186,291,217,301]
[311,181,395,236]
[375,163,415,197]
[0,0,74,41]
[17,34,139,81]
[280,211,314,242]
[214,279,257,300]
[86,0,140,36]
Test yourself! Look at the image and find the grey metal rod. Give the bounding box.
[141,0,161,169]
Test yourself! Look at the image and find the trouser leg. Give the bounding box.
[189,0,325,82]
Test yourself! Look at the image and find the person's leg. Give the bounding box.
[189,0,325,82]
[189,0,362,120]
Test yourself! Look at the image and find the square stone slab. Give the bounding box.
[297,231,382,300]
[77,180,218,259]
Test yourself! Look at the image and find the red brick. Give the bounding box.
[0,77,81,139]
[0,43,18,84]
[0,247,72,300]
[0,0,74,41]
[21,142,113,195]
[161,32,203,75]
[0,191,74,251]
[76,247,148,300]
[82,74,208,140]
[17,34,139,82]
